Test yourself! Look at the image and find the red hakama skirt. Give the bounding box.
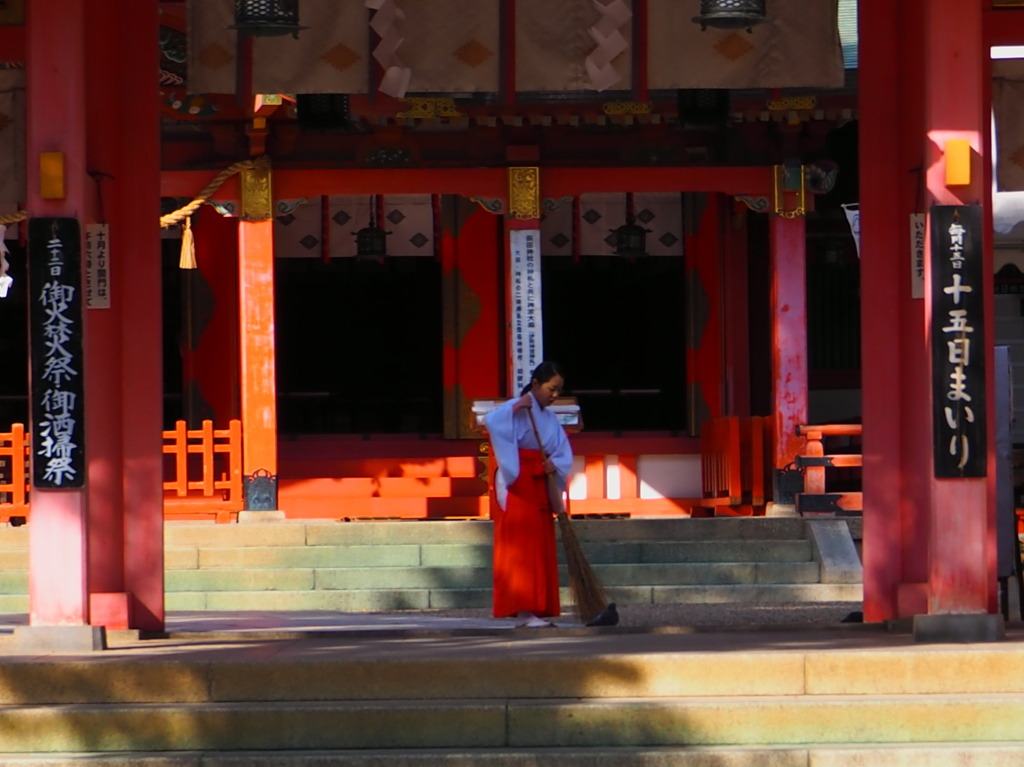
[490,448,561,619]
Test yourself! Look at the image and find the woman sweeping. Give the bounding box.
[484,361,572,628]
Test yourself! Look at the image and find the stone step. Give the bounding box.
[0,745,1023,767]
[0,526,26,548]
[160,583,862,611]
[0,693,1021,752]
[0,518,852,614]
[0,594,25,612]
[178,540,810,571]
[0,571,22,593]
[4,643,1024,705]
[0,518,813,550]
[162,561,823,595]
[0,539,816,575]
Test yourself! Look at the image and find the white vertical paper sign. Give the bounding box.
[509,229,544,395]
[842,203,860,257]
[910,213,926,299]
[85,223,111,309]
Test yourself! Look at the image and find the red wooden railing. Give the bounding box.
[700,416,742,507]
[162,419,244,523]
[698,415,773,515]
[0,423,29,522]
[565,453,695,517]
[0,420,244,524]
[795,423,863,515]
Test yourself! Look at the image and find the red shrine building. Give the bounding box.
[0,0,1018,636]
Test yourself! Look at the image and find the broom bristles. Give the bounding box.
[547,469,608,624]
[556,511,608,624]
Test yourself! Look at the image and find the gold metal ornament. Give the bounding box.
[239,162,273,222]
[508,167,541,221]
[602,101,652,116]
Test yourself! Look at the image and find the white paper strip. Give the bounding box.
[367,0,412,98]
[85,223,111,309]
[509,229,544,395]
[586,0,632,92]
[910,213,925,300]
[842,203,860,258]
[0,224,11,299]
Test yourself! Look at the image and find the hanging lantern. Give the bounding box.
[693,0,768,32]
[613,193,649,259]
[231,0,306,38]
[355,225,389,260]
[613,223,649,259]
[354,196,390,260]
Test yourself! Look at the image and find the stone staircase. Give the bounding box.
[0,623,1023,764]
[3,517,1021,766]
[0,517,862,614]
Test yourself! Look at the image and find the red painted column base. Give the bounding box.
[89,593,132,632]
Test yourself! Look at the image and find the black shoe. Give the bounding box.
[586,603,619,627]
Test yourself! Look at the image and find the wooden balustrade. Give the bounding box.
[564,454,695,517]
[795,423,863,515]
[0,423,29,522]
[1,420,244,524]
[700,417,742,507]
[698,415,772,515]
[162,419,244,523]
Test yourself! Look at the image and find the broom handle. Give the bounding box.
[524,404,568,516]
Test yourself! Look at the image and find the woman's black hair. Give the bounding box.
[520,360,564,395]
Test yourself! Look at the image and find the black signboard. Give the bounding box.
[28,217,86,488]
[930,205,986,478]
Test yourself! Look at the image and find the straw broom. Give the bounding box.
[525,408,609,625]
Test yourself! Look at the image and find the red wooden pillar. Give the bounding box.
[24,0,90,626]
[42,0,163,630]
[769,213,808,476]
[185,205,240,427]
[115,0,164,632]
[238,217,279,508]
[859,0,923,622]
[441,196,502,438]
[723,202,750,418]
[860,0,995,624]
[685,193,726,428]
[923,0,994,616]
[82,0,126,624]
[26,0,164,635]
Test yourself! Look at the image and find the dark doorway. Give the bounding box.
[274,257,443,434]
[542,255,688,432]
[0,238,28,429]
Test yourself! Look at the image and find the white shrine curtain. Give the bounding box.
[0,68,25,210]
[187,0,842,95]
[274,195,435,258]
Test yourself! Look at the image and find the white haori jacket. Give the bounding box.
[484,392,573,511]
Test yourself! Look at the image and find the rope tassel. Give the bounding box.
[179,216,197,270]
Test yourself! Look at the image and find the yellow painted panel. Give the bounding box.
[945,139,971,187]
[39,151,65,200]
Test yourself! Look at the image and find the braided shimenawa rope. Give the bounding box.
[160,155,269,228]
[0,156,270,230]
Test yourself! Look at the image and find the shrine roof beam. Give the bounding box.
[984,6,1024,46]
[539,166,771,197]
[0,25,25,63]
[161,165,773,200]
